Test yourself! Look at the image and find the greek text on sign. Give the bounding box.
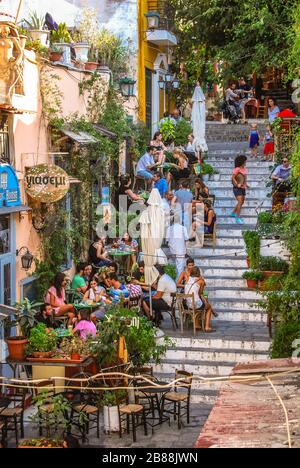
[25,164,70,203]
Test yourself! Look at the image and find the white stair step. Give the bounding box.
[210,189,270,198]
[165,334,270,352]
[207,289,263,300]
[153,360,235,376]
[165,347,269,363]
[212,310,266,323]
[188,246,244,257]
[196,258,247,268]
[215,207,258,216]
[209,299,260,311]
[200,267,248,277]
[207,181,265,189]
[204,277,246,288]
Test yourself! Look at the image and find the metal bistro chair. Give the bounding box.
[176,293,206,335]
[118,398,148,443]
[132,161,147,192]
[161,370,193,430]
[158,293,178,330]
[132,367,161,426]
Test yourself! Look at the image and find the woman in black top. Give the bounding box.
[88,236,112,267]
[194,179,210,200]
[115,174,142,211]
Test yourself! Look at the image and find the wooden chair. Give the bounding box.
[70,393,101,442]
[1,385,27,446]
[118,400,148,443]
[131,367,160,425]
[132,161,147,192]
[158,293,178,330]
[176,293,205,335]
[161,370,193,429]
[32,380,57,437]
[204,222,217,248]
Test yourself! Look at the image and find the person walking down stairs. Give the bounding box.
[231,155,250,225]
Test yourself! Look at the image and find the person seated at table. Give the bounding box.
[115,174,143,211]
[73,309,97,340]
[108,273,130,304]
[119,232,139,268]
[143,265,176,324]
[109,262,119,275]
[167,149,190,185]
[88,235,112,268]
[184,267,215,332]
[83,263,93,283]
[136,146,159,186]
[186,134,196,153]
[71,263,88,295]
[126,278,143,301]
[194,178,210,201]
[193,200,216,234]
[132,260,149,293]
[83,277,109,304]
[153,172,168,198]
[45,273,75,323]
[150,131,167,165]
[36,303,59,330]
[177,258,195,289]
[96,269,110,291]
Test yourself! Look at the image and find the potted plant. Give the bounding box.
[49,45,63,62]
[211,169,220,182]
[59,335,90,361]
[24,11,49,47]
[259,256,289,291]
[26,323,57,358]
[19,438,63,449]
[243,231,261,269]
[85,47,99,71]
[159,119,176,145]
[102,390,127,434]
[202,162,214,182]
[5,299,41,361]
[73,41,90,63]
[174,119,193,147]
[51,23,72,64]
[242,271,263,289]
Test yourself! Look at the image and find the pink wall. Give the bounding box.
[12,51,110,299]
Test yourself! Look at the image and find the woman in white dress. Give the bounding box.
[184,267,214,332]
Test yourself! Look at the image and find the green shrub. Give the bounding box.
[164,264,177,280]
[259,256,289,273]
[243,231,260,269]
[242,271,263,281]
[27,323,57,353]
[174,119,193,146]
[201,162,214,176]
[271,321,300,359]
[258,211,273,225]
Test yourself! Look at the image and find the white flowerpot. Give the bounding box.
[53,43,72,64]
[103,405,123,433]
[213,173,221,182]
[30,30,49,47]
[73,43,90,63]
[203,174,209,183]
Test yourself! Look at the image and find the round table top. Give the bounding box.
[107,249,135,257]
[135,381,170,394]
[74,301,103,310]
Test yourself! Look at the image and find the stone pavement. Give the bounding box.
[9,403,212,449]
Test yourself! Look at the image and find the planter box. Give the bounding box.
[30,30,49,47]
[73,43,90,63]
[259,271,285,291]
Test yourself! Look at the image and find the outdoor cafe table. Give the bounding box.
[135,380,170,428]
[7,356,95,392]
[107,248,136,277]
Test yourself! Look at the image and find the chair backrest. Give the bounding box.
[176,293,196,314]
[6,384,27,409]
[132,366,153,377]
[128,295,142,309]
[33,379,56,399]
[175,370,193,396]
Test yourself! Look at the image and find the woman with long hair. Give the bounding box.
[115,174,142,211]
[150,131,167,165]
[231,155,250,224]
[45,272,75,321]
[168,149,190,184]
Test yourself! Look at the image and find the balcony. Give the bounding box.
[146,0,177,47]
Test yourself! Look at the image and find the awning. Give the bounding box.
[0,304,17,320]
[92,124,117,141]
[60,129,99,145]
[0,205,31,215]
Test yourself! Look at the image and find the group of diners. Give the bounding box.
[41,255,216,334]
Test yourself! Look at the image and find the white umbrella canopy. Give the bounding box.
[12,0,82,27]
[140,188,167,286]
[191,84,208,153]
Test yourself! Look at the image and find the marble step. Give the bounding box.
[211,309,266,323]
[207,180,266,189]
[214,206,259,216]
[163,325,271,351]
[154,372,223,394]
[195,257,247,268]
[204,277,246,288]
[217,174,269,182]
[215,198,271,208]
[208,298,261,311]
[199,267,248,277]
[210,188,270,198]
[215,216,257,225]
[188,245,245,257]
[153,359,236,376]
[206,287,263,301]
[165,347,269,363]
[206,160,273,167]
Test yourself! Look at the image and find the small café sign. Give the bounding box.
[25,164,70,203]
[0,164,21,207]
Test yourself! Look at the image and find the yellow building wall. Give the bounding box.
[138,0,163,123]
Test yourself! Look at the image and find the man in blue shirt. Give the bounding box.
[153,172,168,198]
[174,181,194,230]
[136,146,158,182]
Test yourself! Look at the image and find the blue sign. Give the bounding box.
[101,186,110,205]
[0,164,21,208]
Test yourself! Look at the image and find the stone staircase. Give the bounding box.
[154,122,272,404]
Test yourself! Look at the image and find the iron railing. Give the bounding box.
[0,122,10,164]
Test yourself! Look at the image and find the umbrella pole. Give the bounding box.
[149,284,153,320]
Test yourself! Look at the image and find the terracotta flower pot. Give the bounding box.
[6,337,28,361]
[259,271,284,291]
[31,351,53,359]
[85,62,98,71]
[71,353,81,361]
[49,52,63,62]
[246,279,258,289]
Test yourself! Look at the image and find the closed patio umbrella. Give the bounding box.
[140,188,167,287]
[191,83,208,153]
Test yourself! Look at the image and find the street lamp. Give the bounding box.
[145,12,160,30]
[119,77,136,97]
[158,73,180,115]
[16,247,34,271]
